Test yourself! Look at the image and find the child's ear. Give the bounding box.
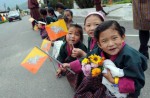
[122,34,126,40]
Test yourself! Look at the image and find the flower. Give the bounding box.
[81,54,104,77]
[92,68,101,77]
[82,64,91,76]
[82,58,90,66]
[89,54,101,65]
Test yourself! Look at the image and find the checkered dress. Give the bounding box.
[74,75,108,98]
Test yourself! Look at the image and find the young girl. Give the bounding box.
[56,24,87,89]
[71,11,104,58]
[97,20,147,98]
[63,9,74,29]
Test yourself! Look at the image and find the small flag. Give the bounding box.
[45,19,68,41]
[40,39,51,52]
[21,47,48,74]
[29,17,35,22]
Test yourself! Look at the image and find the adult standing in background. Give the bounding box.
[132,0,150,59]
[28,0,41,29]
[94,0,108,15]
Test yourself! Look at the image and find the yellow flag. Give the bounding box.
[45,19,68,41]
[21,47,48,74]
[40,39,51,52]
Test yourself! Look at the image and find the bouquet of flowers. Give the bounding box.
[81,54,105,77]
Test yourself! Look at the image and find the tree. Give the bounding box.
[16,5,22,12]
[7,7,10,11]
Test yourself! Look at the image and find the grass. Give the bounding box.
[113,0,132,4]
[0,20,8,24]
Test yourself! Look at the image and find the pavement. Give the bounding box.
[70,3,133,21]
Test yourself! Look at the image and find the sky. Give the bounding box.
[0,0,27,10]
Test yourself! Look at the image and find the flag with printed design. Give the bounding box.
[21,47,48,74]
[45,19,68,41]
[40,39,51,52]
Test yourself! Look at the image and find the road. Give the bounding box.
[0,15,149,98]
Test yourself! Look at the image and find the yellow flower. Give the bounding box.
[91,68,101,77]
[82,58,90,65]
[89,54,101,65]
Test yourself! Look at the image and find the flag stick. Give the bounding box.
[36,46,75,75]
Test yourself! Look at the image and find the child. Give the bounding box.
[56,24,87,89]
[56,24,87,63]
[47,7,57,22]
[37,8,54,39]
[71,11,104,58]
[64,9,73,29]
[62,20,147,98]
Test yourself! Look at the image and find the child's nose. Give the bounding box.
[108,40,114,46]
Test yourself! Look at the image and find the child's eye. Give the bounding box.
[95,24,99,26]
[112,37,118,40]
[102,40,107,43]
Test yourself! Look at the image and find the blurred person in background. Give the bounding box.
[28,0,41,29]
[132,0,150,59]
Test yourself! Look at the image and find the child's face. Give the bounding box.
[66,27,81,45]
[64,11,72,22]
[98,28,125,56]
[84,15,103,38]
[57,8,63,14]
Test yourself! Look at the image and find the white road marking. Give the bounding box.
[83,34,138,37]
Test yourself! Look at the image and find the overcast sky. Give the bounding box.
[0,0,27,10]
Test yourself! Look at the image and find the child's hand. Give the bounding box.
[103,59,124,77]
[72,48,86,58]
[62,63,70,68]
[103,69,115,84]
[56,67,66,78]
[37,23,42,28]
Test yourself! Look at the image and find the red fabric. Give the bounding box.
[70,60,82,74]
[118,77,135,93]
[90,38,97,51]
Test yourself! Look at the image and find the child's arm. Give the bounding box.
[103,59,124,77]
[62,60,82,74]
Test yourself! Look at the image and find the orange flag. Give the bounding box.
[40,39,51,52]
[45,19,68,41]
[21,47,48,74]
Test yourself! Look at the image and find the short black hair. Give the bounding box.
[40,8,47,16]
[56,2,66,9]
[48,7,57,18]
[64,9,73,17]
[94,20,125,40]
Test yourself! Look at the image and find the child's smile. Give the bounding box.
[98,28,125,56]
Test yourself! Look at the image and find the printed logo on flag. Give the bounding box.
[21,47,48,74]
[45,19,68,41]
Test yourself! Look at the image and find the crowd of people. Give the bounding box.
[27,0,148,98]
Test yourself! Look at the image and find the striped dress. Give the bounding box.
[132,0,150,30]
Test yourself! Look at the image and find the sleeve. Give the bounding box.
[70,60,82,73]
[118,77,135,93]
[57,43,67,63]
[121,54,147,92]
